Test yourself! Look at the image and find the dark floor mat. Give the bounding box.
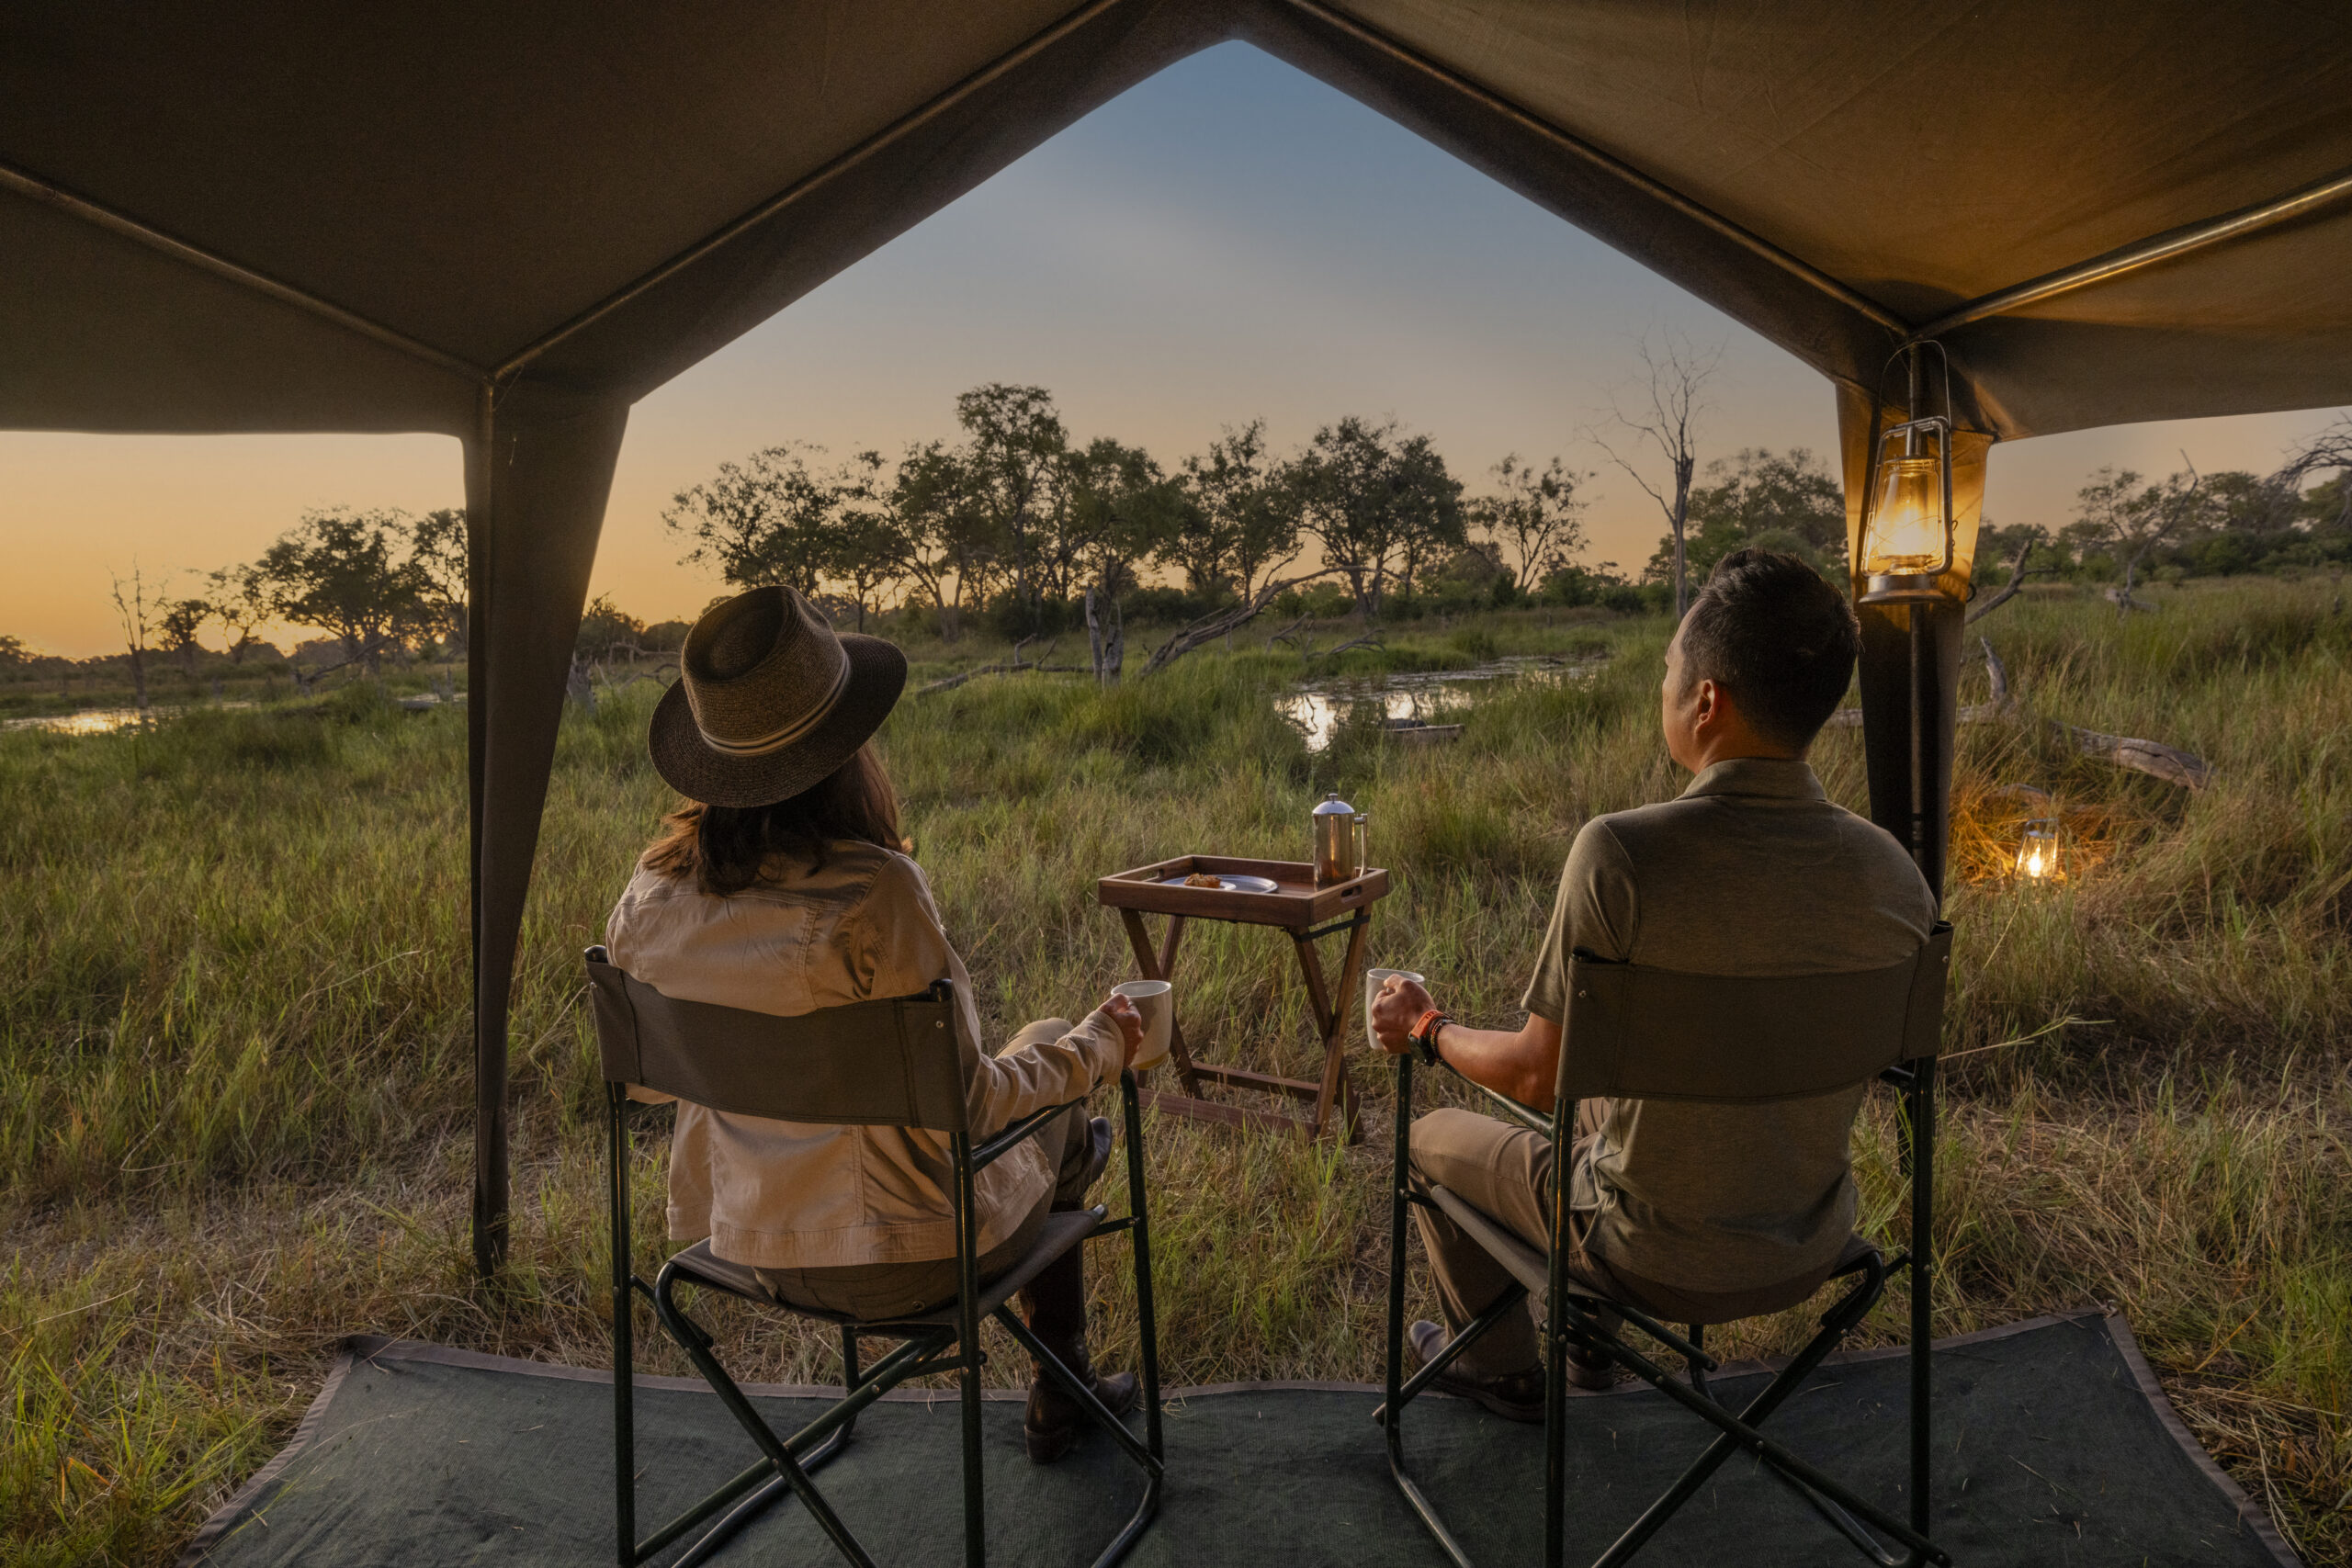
[180,1311,2295,1567]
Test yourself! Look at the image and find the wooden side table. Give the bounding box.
[1096,854,1391,1142]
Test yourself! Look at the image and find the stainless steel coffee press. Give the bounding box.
[1311,792,1368,886]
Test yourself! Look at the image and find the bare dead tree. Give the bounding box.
[2075,455,2207,617]
[1084,587,1124,685]
[1966,528,2046,625]
[107,564,164,713]
[1590,331,1722,618]
[2272,412,2352,531]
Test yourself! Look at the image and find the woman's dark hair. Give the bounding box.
[1679,547,1860,750]
[641,744,904,895]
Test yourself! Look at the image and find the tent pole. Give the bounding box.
[1908,161,2352,344]
[465,383,629,1277]
[0,158,486,380]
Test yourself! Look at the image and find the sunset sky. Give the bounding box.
[5,42,2342,658]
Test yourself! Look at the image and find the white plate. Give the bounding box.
[1161,872,1280,895]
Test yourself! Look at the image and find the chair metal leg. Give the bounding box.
[650,1269,880,1568]
[951,1132,987,1568]
[996,1307,1165,1475]
[1122,1069,1163,1472]
[1379,1053,1479,1568]
[1099,1068,1167,1568]
[1583,1268,1946,1568]
[1906,1059,1935,1540]
[608,1086,634,1567]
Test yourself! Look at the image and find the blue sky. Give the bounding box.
[3,42,2339,653]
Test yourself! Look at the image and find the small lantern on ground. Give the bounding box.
[2014,818,2064,884]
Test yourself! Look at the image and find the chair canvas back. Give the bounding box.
[1557,923,1951,1104]
[584,947,968,1133]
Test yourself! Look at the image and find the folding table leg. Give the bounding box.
[1292,911,1367,1143]
[1119,908,1199,1091]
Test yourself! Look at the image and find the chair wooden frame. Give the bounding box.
[1378,926,1953,1568]
[586,946,1163,1568]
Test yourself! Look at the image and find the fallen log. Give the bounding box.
[1823,638,2211,790]
[1140,569,1336,677]
[915,662,1087,695]
[1306,629,1384,660]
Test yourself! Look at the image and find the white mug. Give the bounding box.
[1112,980,1173,1071]
[1363,968,1425,1052]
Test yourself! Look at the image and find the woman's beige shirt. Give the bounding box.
[604,841,1122,1269]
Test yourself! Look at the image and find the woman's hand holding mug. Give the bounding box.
[1101,992,1146,1067]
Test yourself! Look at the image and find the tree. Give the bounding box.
[159,596,212,674]
[0,634,28,670]
[1289,415,1464,617]
[107,564,162,712]
[2068,460,2211,614]
[255,508,427,674]
[206,562,274,662]
[1469,453,1590,592]
[890,440,993,641]
[2276,414,2352,533]
[1648,447,1845,583]
[954,383,1068,622]
[409,507,469,657]
[826,450,910,632]
[575,593,646,660]
[1172,419,1303,603]
[1059,437,1177,603]
[1592,330,1721,617]
[664,444,850,596]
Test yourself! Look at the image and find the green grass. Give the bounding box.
[3,583,2348,1564]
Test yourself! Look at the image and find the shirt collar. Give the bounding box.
[1679,756,1827,803]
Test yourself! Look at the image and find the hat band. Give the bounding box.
[695,656,853,758]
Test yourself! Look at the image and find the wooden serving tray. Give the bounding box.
[1096,854,1388,929]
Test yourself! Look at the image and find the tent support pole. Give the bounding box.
[0,158,486,380]
[1907,162,2352,344]
[466,383,629,1277]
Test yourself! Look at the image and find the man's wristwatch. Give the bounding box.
[1409,1009,1450,1066]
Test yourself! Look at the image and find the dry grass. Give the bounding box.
[3,581,2346,1564]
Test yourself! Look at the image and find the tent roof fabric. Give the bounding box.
[6,0,2349,439]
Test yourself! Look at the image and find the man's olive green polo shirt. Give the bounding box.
[1522,757,1937,1294]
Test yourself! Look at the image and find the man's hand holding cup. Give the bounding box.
[1370,973,1436,1055]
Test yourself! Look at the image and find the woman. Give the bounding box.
[605,584,1144,1463]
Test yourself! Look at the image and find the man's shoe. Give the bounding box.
[1408,1320,1546,1423]
[1023,1341,1138,1464]
[1562,1343,1617,1393]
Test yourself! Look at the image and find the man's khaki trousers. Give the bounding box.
[1408,1104,1818,1379]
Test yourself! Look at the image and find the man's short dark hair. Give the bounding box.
[1679,548,1859,750]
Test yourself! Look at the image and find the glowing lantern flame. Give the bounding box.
[2015,819,2063,884]
[1863,453,1951,578]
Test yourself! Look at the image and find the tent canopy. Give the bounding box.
[9,0,2347,1269]
[8,0,2351,441]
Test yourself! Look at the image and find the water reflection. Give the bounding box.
[1277,657,1600,752]
[3,703,254,736]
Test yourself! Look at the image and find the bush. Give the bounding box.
[1123,585,1234,626]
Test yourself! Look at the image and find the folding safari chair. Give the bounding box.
[584,946,1164,1568]
[1378,924,1954,1568]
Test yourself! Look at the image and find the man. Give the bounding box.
[1370,548,1935,1421]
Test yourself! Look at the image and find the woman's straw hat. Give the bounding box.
[648,586,906,808]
